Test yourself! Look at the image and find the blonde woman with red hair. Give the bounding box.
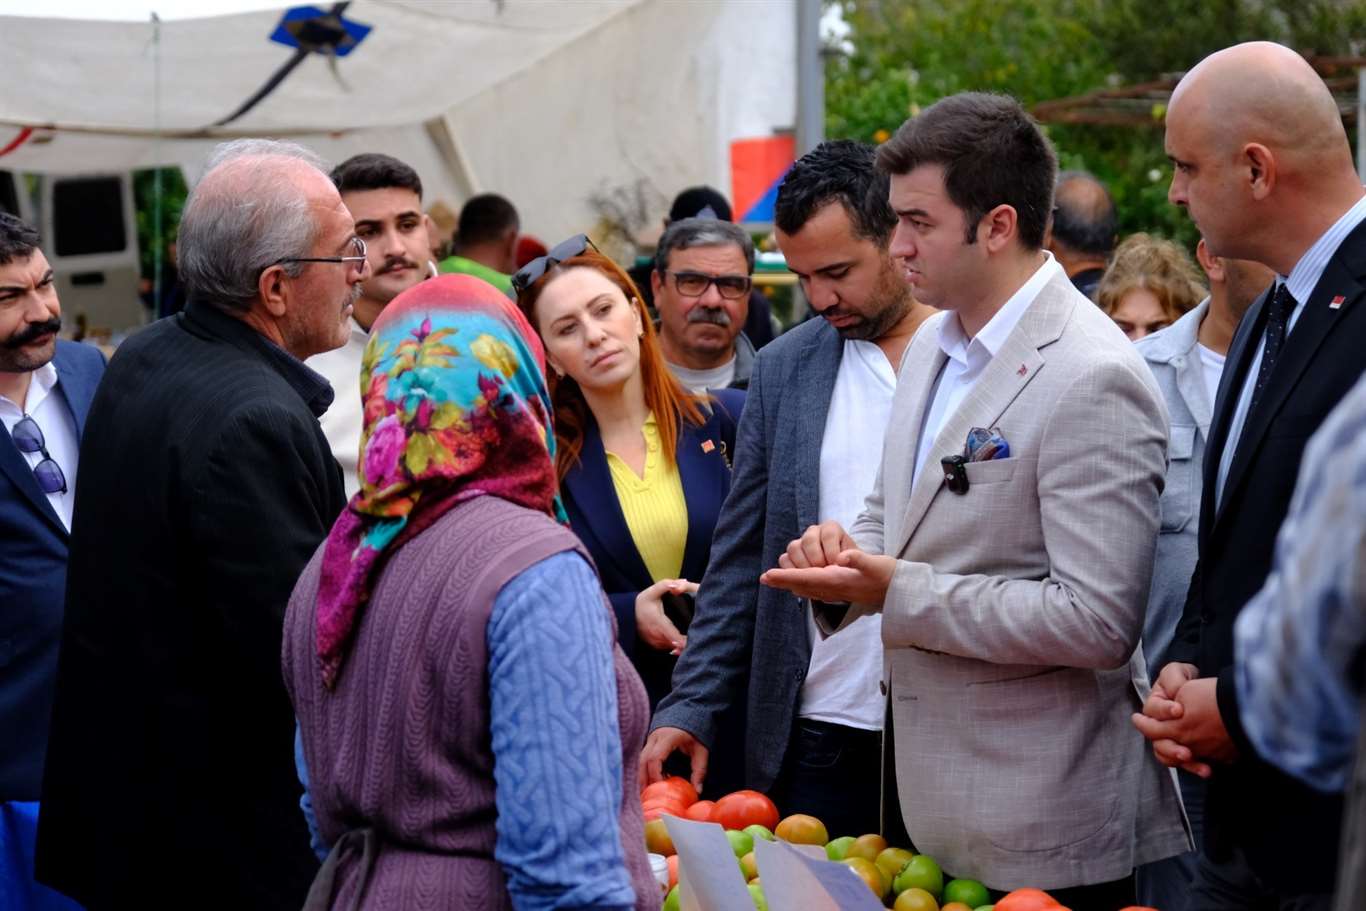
[515,238,745,774]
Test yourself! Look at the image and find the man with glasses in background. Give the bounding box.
[0,211,103,911]
[652,217,757,393]
[36,139,355,910]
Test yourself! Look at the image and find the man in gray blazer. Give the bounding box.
[1133,239,1272,910]
[641,141,934,838]
[764,93,1189,903]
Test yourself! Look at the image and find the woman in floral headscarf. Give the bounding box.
[281,275,658,911]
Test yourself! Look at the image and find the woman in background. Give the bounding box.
[283,274,656,910]
[1098,232,1207,341]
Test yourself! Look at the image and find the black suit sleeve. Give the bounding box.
[1165,559,1203,666]
[188,403,341,684]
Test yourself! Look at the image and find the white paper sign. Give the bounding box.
[752,838,887,911]
[661,815,755,911]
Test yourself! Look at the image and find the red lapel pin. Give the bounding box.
[701,439,715,453]
[1330,295,1347,310]
[1017,363,1028,377]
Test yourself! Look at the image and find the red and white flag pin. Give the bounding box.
[1330,295,1347,310]
[701,439,715,453]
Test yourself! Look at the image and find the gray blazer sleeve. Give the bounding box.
[649,354,773,748]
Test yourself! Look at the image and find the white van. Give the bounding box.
[0,169,146,336]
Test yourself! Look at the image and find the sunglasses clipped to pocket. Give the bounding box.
[941,426,1010,495]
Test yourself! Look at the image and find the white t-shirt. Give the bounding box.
[0,361,80,531]
[801,339,897,731]
[666,357,736,395]
[1197,342,1226,409]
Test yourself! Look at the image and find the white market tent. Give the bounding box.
[0,0,798,244]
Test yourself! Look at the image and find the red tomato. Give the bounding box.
[641,777,697,808]
[643,804,684,822]
[683,800,716,822]
[710,790,780,832]
[995,888,1069,911]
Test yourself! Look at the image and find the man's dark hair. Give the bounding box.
[456,193,519,248]
[876,92,1057,250]
[654,217,755,275]
[0,212,41,266]
[330,153,423,200]
[669,186,733,223]
[1051,170,1117,258]
[774,140,895,246]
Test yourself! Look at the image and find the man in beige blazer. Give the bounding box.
[762,93,1190,905]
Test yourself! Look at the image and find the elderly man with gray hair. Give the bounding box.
[652,217,757,392]
[35,139,357,910]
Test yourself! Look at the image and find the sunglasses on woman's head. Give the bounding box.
[511,234,599,295]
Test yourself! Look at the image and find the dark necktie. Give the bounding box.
[1248,283,1297,416]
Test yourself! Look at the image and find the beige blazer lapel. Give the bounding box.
[890,278,1075,556]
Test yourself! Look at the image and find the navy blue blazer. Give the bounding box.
[562,388,745,713]
[0,340,104,801]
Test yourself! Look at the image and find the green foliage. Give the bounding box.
[133,167,187,277]
[826,0,1364,251]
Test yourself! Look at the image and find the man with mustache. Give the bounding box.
[308,152,435,497]
[652,217,757,393]
[643,141,935,838]
[0,212,104,910]
[36,139,357,910]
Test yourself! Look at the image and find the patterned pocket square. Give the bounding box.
[963,426,1011,462]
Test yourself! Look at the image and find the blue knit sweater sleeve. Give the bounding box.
[488,550,636,911]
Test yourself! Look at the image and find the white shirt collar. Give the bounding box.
[1284,193,1366,305]
[936,251,1064,367]
[0,360,58,415]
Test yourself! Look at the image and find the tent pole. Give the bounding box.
[796,0,824,156]
[152,12,163,321]
[1358,66,1364,181]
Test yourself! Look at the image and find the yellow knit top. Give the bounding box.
[605,412,689,582]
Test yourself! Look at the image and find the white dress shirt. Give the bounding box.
[307,318,369,499]
[0,361,80,531]
[802,339,897,730]
[1214,193,1366,507]
[912,253,1065,486]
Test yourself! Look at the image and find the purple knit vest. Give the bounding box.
[282,496,656,910]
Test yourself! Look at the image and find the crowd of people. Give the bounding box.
[1,38,1363,911]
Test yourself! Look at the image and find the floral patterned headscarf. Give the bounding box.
[315,274,566,688]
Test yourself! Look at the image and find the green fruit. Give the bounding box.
[824,835,857,860]
[663,884,681,911]
[726,830,759,857]
[725,828,754,858]
[876,846,916,883]
[893,854,943,899]
[744,824,776,843]
[747,881,769,910]
[973,906,995,911]
[944,879,990,908]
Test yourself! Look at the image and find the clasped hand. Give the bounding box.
[1131,661,1237,777]
[759,520,895,606]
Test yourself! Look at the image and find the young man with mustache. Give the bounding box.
[308,153,436,497]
